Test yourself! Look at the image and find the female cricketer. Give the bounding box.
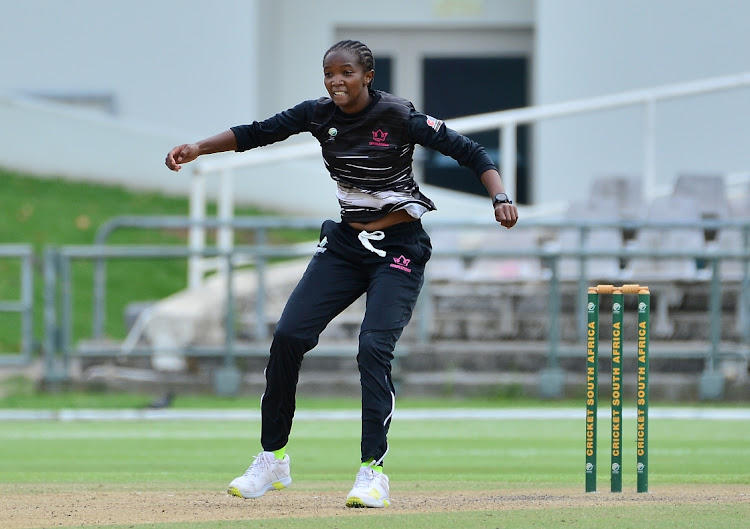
[165,39,518,508]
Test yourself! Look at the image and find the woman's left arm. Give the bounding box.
[410,111,518,228]
[480,168,518,229]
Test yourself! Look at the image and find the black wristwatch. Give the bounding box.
[492,193,512,207]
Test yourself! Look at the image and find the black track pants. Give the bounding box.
[260,219,431,464]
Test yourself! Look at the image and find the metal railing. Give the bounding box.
[0,244,34,365]
[37,216,750,397]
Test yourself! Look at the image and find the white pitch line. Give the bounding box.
[0,407,749,422]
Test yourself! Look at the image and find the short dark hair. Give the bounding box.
[323,40,375,87]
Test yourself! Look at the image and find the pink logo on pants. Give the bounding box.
[390,255,411,273]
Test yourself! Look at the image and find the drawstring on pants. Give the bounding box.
[358,230,386,257]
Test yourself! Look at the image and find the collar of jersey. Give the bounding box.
[333,89,381,120]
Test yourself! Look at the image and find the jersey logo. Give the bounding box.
[425,115,443,132]
[324,127,338,144]
[369,129,390,147]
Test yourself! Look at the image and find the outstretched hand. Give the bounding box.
[494,203,518,229]
[165,143,200,172]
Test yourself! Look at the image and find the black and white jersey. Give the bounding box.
[231,90,497,223]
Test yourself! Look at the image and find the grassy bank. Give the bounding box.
[0,167,315,352]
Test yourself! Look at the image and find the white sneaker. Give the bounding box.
[227,452,292,499]
[345,466,390,508]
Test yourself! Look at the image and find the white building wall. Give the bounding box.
[0,0,534,213]
[255,0,533,117]
[534,0,750,204]
[0,0,259,138]
[2,0,750,211]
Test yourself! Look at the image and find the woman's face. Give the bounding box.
[323,49,373,114]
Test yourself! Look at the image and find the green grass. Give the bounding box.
[0,167,317,352]
[98,508,750,529]
[4,375,750,410]
[2,415,748,485]
[2,413,749,528]
[0,375,594,409]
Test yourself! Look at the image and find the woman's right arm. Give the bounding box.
[165,130,238,172]
[166,100,316,172]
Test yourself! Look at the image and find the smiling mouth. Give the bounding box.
[332,91,346,97]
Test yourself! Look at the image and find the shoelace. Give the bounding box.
[357,230,386,257]
[353,467,376,488]
[244,453,273,477]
